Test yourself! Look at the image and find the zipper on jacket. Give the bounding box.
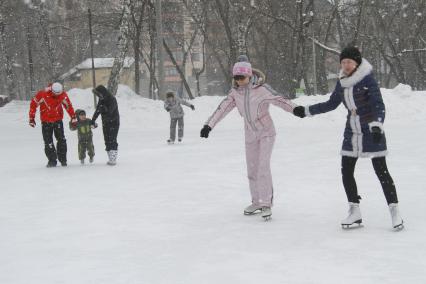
[244,87,257,131]
[345,87,362,156]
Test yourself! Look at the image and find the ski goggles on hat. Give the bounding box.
[233,75,247,81]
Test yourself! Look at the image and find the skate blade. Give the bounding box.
[393,221,404,231]
[262,215,272,221]
[341,220,363,229]
[244,209,261,215]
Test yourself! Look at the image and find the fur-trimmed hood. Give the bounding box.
[232,68,266,89]
[339,58,373,88]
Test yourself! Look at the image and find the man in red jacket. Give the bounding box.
[29,82,77,167]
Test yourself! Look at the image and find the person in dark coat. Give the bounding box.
[91,85,120,165]
[293,46,403,230]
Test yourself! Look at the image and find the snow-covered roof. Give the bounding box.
[60,57,135,80]
[76,57,135,70]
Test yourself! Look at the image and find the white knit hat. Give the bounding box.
[51,82,63,95]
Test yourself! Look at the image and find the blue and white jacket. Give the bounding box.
[306,59,387,158]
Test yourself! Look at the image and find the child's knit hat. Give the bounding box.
[232,55,252,77]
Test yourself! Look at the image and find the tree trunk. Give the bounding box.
[163,39,194,99]
[0,10,16,100]
[107,0,132,96]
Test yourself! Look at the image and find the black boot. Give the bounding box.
[46,160,57,168]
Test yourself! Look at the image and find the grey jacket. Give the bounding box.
[164,97,192,119]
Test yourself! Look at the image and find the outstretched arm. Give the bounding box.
[205,91,236,129]
[306,84,342,116]
[261,86,296,113]
[179,98,192,108]
[263,83,292,99]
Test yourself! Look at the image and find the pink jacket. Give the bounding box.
[206,84,296,143]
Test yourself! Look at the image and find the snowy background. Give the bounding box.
[1,85,425,283]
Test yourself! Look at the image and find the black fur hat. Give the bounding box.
[340,46,362,65]
[93,85,111,98]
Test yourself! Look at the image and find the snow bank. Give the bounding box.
[64,83,426,130]
[1,83,426,284]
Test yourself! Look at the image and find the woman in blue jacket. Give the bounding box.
[293,46,403,230]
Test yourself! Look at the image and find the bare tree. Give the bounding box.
[0,2,16,100]
[107,0,132,96]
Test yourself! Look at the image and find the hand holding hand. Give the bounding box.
[293,106,306,118]
[71,117,78,128]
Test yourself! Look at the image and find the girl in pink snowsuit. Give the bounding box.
[200,57,298,219]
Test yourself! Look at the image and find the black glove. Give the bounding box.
[91,122,98,129]
[371,126,383,143]
[293,106,306,118]
[29,118,36,128]
[200,125,212,138]
[190,105,195,111]
[166,107,171,112]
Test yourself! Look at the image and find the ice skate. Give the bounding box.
[261,206,272,221]
[244,204,262,215]
[341,202,363,229]
[389,203,404,230]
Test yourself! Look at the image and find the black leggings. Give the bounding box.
[341,156,398,204]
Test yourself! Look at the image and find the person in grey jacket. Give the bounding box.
[164,91,194,143]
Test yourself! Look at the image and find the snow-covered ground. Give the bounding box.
[1,84,425,284]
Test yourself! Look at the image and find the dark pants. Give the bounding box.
[42,121,67,163]
[102,121,119,151]
[170,117,184,141]
[341,156,398,204]
[78,138,95,160]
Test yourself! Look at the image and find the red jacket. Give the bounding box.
[29,86,76,123]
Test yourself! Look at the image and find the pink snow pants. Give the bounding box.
[245,135,276,207]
